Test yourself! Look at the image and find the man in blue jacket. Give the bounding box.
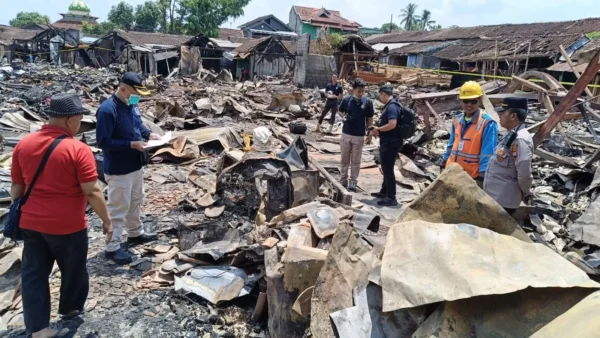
[96,72,159,264]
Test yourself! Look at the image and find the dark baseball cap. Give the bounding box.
[379,85,393,95]
[121,72,151,96]
[495,97,528,112]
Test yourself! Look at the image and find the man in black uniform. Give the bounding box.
[370,85,401,207]
[316,74,344,133]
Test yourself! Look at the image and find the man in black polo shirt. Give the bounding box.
[316,74,344,133]
[370,85,401,206]
[338,78,374,191]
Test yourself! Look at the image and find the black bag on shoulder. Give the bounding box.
[3,135,66,241]
[383,101,417,140]
[396,104,417,140]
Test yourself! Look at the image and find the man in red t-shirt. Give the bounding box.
[11,94,112,338]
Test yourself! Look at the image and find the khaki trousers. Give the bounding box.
[106,169,145,252]
[340,133,365,185]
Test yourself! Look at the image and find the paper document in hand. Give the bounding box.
[144,132,172,149]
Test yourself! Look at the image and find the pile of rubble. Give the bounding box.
[0,58,600,337]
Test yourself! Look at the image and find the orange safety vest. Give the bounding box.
[446,112,491,178]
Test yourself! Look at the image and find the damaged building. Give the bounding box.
[4,12,600,338]
[368,17,600,76]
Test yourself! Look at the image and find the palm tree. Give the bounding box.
[399,3,420,31]
[419,10,436,30]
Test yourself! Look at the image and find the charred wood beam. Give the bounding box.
[577,104,600,144]
[424,101,448,132]
[533,51,600,147]
[559,45,594,98]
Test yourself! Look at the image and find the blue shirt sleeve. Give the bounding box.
[96,107,131,150]
[133,106,151,139]
[388,104,400,120]
[339,96,349,112]
[443,118,456,161]
[479,119,498,175]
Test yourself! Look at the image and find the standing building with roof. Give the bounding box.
[288,6,360,40]
[54,0,98,30]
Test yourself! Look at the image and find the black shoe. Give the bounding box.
[127,233,157,245]
[371,192,385,199]
[105,249,133,265]
[348,182,358,192]
[377,197,398,207]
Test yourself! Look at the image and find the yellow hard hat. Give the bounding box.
[459,81,483,99]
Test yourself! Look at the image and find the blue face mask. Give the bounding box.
[128,94,141,105]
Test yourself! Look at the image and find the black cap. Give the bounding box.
[121,72,151,95]
[379,85,393,95]
[495,97,528,112]
[48,93,90,117]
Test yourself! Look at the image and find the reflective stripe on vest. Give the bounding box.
[446,112,489,178]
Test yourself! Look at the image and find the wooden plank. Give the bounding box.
[559,45,594,98]
[481,92,500,124]
[309,157,353,206]
[425,101,448,132]
[534,148,581,168]
[541,93,572,148]
[584,148,600,168]
[533,51,600,147]
[512,75,548,94]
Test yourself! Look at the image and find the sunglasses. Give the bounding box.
[462,99,479,105]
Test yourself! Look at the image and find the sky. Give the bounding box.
[2,0,600,31]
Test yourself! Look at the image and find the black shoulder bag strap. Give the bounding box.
[19,135,67,208]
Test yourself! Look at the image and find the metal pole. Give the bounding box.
[126,45,130,72]
[389,14,393,33]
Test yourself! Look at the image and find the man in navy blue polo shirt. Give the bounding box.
[316,74,344,133]
[370,85,402,206]
[338,78,374,191]
[96,72,159,265]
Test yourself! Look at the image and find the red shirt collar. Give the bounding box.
[41,124,73,137]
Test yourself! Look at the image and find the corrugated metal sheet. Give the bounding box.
[547,62,589,73]
[371,43,412,51]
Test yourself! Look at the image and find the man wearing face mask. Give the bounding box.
[97,72,159,265]
[441,81,498,187]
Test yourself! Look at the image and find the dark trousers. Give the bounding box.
[318,100,339,125]
[504,208,516,216]
[379,140,400,198]
[21,228,89,333]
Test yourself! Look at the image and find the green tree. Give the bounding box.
[108,1,135,31]
[431,24,443,31]
[82,21,118,36]
[178,0,250,36]
[135,1,162,32]
[419,10,436,30]
[381,22,399,33]
[399,3,420,31]
[9,12,50,28]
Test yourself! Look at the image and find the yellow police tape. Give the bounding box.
[368,62,600,89]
